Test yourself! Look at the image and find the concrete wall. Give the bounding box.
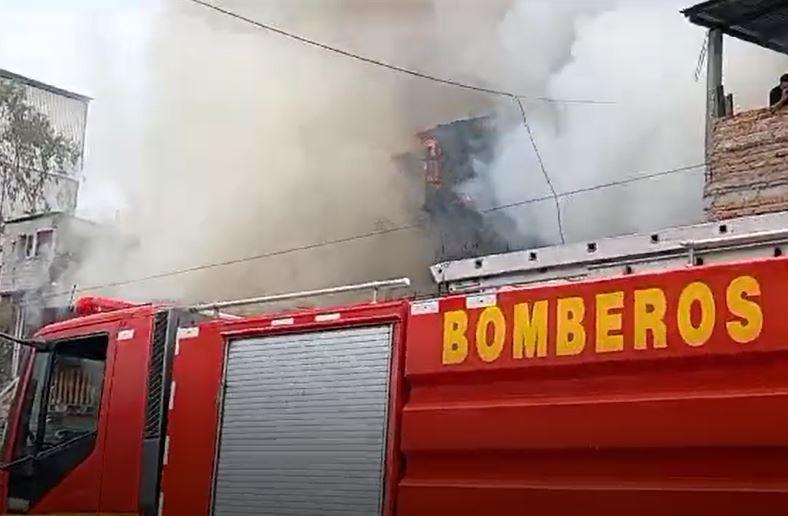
[1,213,62,294]
[0,213,99,301]
[706,107,788,220]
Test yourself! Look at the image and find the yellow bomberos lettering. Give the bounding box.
[513,301,548,359]
[442,310,469,364]
[438,273,768,367]
[476,306,506,362]
[726,275,763,344]
[556,297,585,356]
[677,281,715,347]
[634,288,667,350]
[595,291,624,353]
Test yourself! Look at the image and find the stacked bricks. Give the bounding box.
[706,107,788,220]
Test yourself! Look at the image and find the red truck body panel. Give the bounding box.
[159,317,223,516]
[161,301,408,516]
[7,256,788,514]
[31,305,156,513]
[399,257,788,515]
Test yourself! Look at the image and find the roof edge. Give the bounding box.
[0,68,91,102]
[682,0,723,17]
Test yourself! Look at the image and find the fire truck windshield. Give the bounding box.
[40,353,104,449]
[2,334,108,512]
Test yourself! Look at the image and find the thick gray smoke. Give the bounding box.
[1,0,787,307]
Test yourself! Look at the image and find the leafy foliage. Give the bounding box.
[0,80,81,219]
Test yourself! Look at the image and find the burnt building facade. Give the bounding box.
[401,116,517,262]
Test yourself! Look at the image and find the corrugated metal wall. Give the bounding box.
[212,325,393,516]
[0,73,88,218]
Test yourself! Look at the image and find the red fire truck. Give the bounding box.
[2,211,788,515]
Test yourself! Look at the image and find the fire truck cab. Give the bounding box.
[0,302,182,513]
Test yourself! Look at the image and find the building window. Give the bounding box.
[34,229,54,257]
[17,235,33,259]
[14,230,55,260]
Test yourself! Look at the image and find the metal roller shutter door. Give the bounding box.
[212,325,393,516]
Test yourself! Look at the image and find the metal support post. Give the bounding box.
[705,28,723,173]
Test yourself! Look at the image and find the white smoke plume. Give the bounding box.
[455,0,788,246]
[1,0,786,307]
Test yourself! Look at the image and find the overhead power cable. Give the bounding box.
[185,0,615,106]
[512,96,565,243]
[27,162,705,303]
[20,1,698,303]
[185,0,588,245]
[483,162,706,213]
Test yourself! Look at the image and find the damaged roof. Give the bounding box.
[683,0,788,55]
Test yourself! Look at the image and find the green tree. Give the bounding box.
[0,80,80,220]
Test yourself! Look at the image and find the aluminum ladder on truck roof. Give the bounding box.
[431,211,788,294]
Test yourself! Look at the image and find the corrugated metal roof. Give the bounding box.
[4,211,66,224]
[683,0,788,55]
[0,68,90,102]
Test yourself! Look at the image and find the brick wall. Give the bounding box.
[706,107,788,219]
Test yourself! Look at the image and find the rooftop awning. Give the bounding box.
[683,0,788,55]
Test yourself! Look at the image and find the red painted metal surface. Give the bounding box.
[383,310,408,516]
[98,310,154,511]
[31,319,119,512]
[73,296,140,316]
[38,304,155,338]
[15,255,788,514]
[159,321,224,516]
[161,301,408,516]
[399,257,788,515]
[31,305,155,513]
[0,349,34,514]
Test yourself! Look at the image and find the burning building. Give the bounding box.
[399,115,522,262]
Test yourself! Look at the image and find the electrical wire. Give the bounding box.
[184,0,615,106]
[10,1,702,304]
[25,161,706,303]
[26,224,423,303]
[512,96,565,243]
[483,162,706,213]
[185,0,579,247]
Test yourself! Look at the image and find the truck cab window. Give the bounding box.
[42,349,104,449]
[13,351,49,459]
[5,334,108,512]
